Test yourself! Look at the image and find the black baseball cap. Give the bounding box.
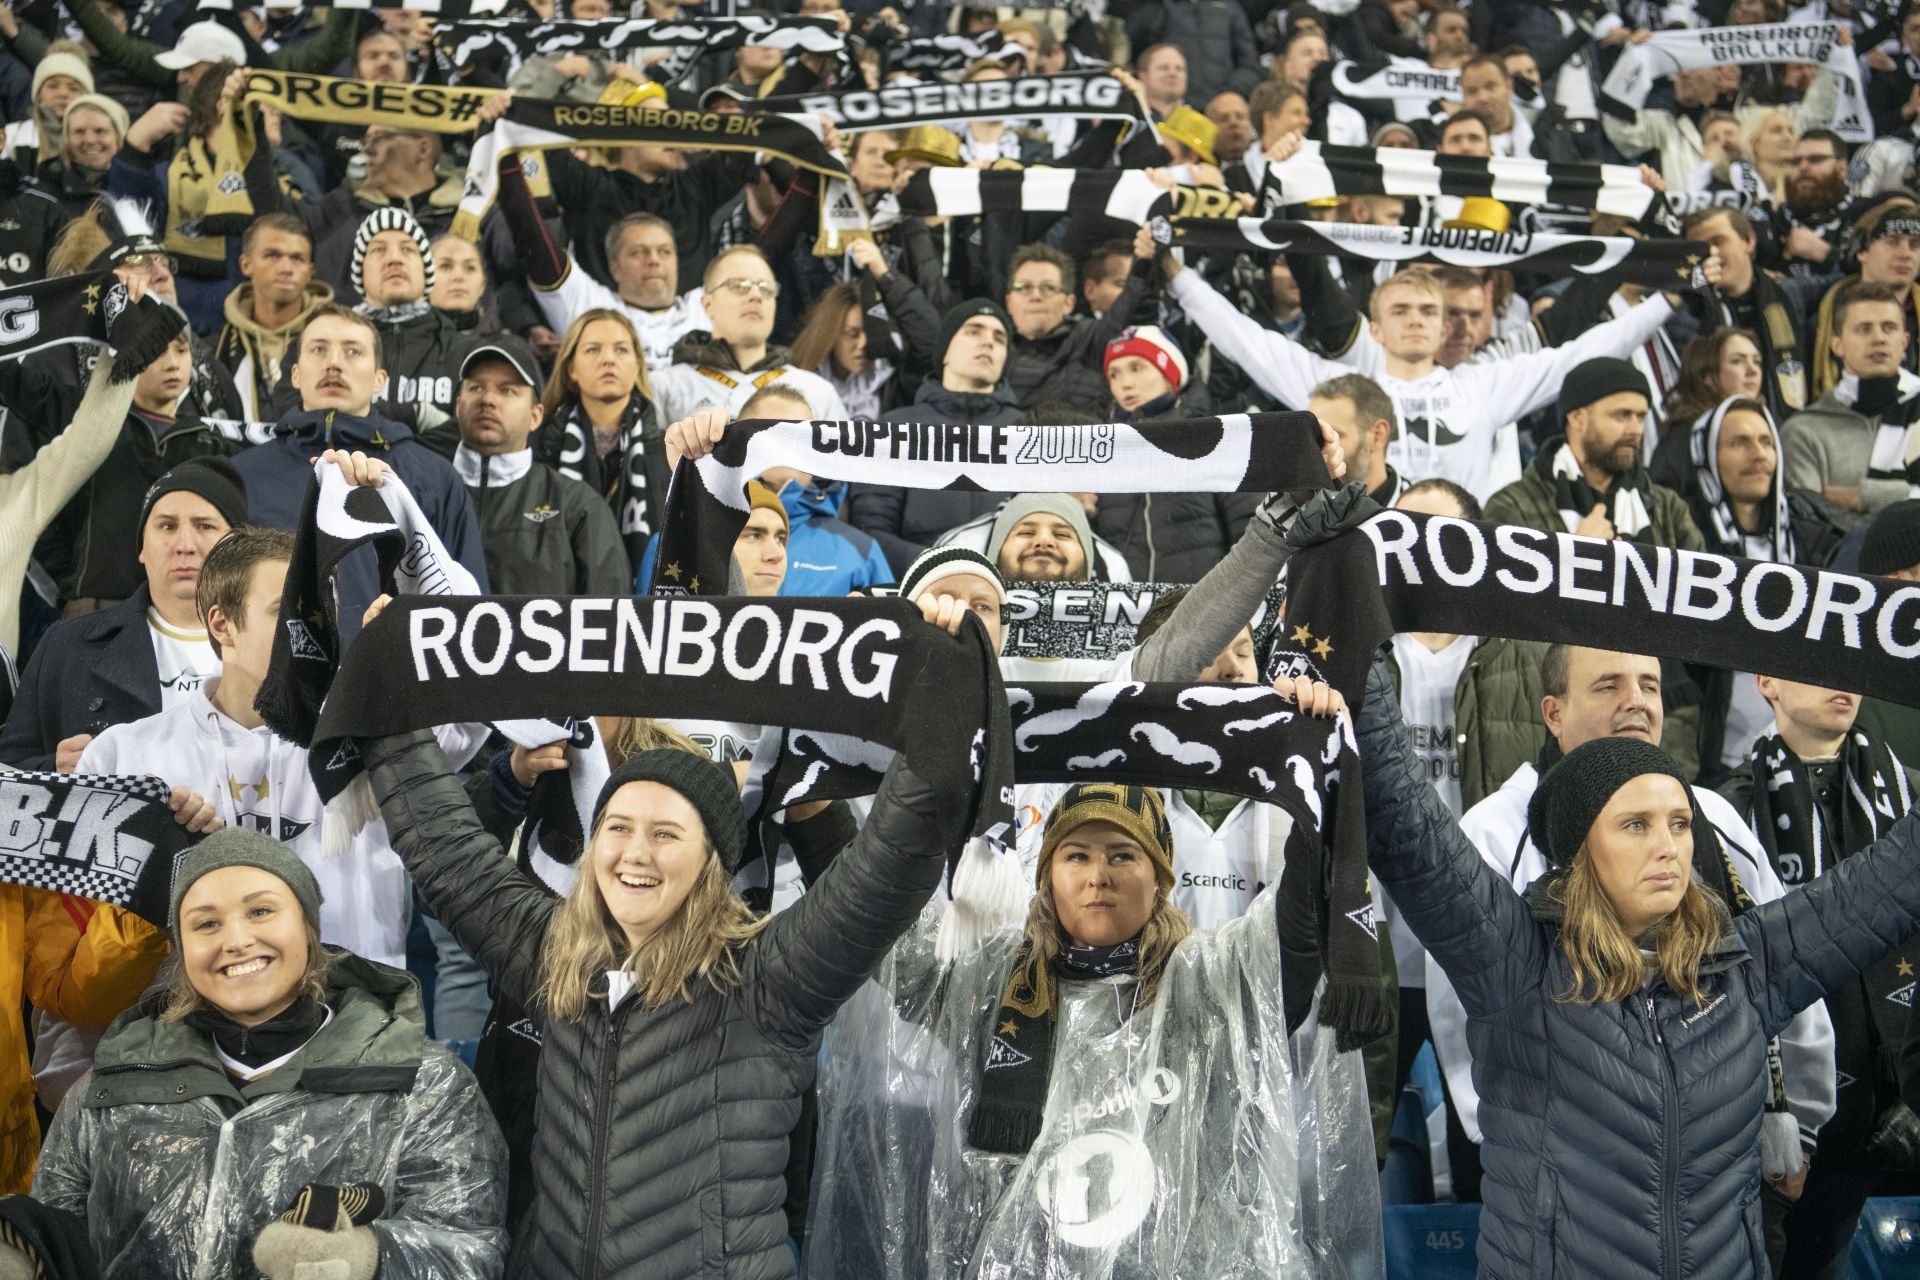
[459,333,545,398]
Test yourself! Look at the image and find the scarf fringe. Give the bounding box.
[321,774,379,858]
[966,1100,1045,1157]
[1760,1109,1801,1179]
[936,837,1029,963]
[108,301,187,384]
[1320,978,1394,1054]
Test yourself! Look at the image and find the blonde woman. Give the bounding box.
[1351,658,1920,1279]
[537,307,663,568]
[29,830,506,1278]
[358,639,975,1278]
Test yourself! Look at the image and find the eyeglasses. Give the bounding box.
[715,277,779,299]
[1008,281,1064,296]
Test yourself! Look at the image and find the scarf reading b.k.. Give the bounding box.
[652,411,1329,596]
[742,680,1386,1056]
[255,460,608,862]
[1602,23,1870,142]
[1268,490,1920,713]
[455,96,856,244]
[307,594,1014,847]
[0,770,190,928]
[1161,217,1713,291]
[1265,140,1656,219]
[436,14,845,84]
[1833,368,1920,496]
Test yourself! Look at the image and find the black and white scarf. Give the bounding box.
[1159,216,1712,290]
[898,166,1165,223]
[884,29,1026,75]
[1748,727,1914,1046]
[1689,397,1797,564]
[544,395,665,569]
[1541,439,1656,539]
[745,679,1384,1052]
[652,412,1329,596]
[1833,369,1920,493]
[255,461,609,861]
[1265,140,1656,219]
[1328,58,1460,120]
[436,15,846,84]
[0,771,190,928]
[0,269,181,380]
[992,581,1285,662]
[308,594,1013,845]
[454,95,854,241]
[1601,22,1871,142]
[754,70,1150,134]
[1268,495,1920,713]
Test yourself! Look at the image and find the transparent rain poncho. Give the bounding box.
[32,1042,507,1278]
[807,883,1384,1279]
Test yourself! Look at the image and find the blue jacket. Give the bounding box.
[1354,659,1920,1280]
[233,408,488,633]
[634,479,893,597]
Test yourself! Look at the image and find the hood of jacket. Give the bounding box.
[276,406,416,452]
[87,950,428,1107]
[669,331,796,374]
[906,374,1020,419]
[222,279,335,342]
[779,475,847,523]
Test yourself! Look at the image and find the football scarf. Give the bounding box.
[996,581,1285,662]
[1328,58,1461,121]
[0,269,183,379]
[1602,23,1871,142]
[1542,440,1656,538]
[1159,217,1712,289]
[435,14,846,84]
[896,166,1240,224]
[1834,369,1920,495]
[453,94,855,242]
[1688,397,1798,564]
[307,594,1014,847]
[0,771,192,928]
[1265,140,1656,219]
[239,69,500,136]
[884,29,1025,75]
[254,460,609,862]
[651,411,1329,596]
[1268,492,1920,712]
[755,70,1151,134]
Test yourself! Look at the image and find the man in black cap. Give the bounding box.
[0,457,247,771]
[1485,357,1705,551]
[848,299,1021,576]
[437,335,630,597]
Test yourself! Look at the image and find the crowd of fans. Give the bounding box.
[1,0,1920,1276]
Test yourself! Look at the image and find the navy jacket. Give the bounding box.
[0,589,163,771]
[1355,660,1920,1280]
[233,408,488,630]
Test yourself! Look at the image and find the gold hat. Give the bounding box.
[886,125,963,168]
[598,78,667,109]
[1445,197,1511,233]
[1158,105,1218,167]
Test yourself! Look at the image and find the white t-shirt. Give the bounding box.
[1383,632,1474,987]
[147,610,219,708]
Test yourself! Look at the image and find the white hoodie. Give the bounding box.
[79,678,486,968]
[1426,760,1838,1146]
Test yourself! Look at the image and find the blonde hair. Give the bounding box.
[539,825,769,1020]
[1369,269,1447,320]
[1006,854,1192,1019]
[1549,848,1728,1005]
[542,308,654,420]
[596,715,704,766]
[159,914,333,1023]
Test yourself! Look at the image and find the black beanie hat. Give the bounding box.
[140,457,249,540]
[1556,357,1651,423]
[1861,499,1920,577]
[1527,736,1693,872]
[594,749,749,875]
[938,298,1011,362]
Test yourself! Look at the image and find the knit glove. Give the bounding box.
[1274,481,1381,550]
[104,286,188,384]
[251,1184,385,1280]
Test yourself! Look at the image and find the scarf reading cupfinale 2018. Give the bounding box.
[1268,494,1920,711]
[455,96,856,242]
[653,412,1329,596]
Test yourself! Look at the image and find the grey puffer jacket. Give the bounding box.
[33,952,507,1278]
[1353,660,1920,1280]
[363,730,965,1280]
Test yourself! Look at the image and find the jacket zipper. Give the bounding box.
[579,1001,628,1280]
[1647,994,1681,1279]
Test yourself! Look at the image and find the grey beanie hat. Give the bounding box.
[169,828,325,940]
[985,494,1095,580]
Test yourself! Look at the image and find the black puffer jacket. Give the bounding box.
[1093,387,1256,583]
[1355,660,1920,1279]
[364,731,965,1280]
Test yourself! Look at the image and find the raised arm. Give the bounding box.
[1164,255,1348,411]
[742,752,967,1050]
[1353,659,1547,1017]
[1130,514,1290,681]
[1467,293,1677,426]
[363,731,559,1011]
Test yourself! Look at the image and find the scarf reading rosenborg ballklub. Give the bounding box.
[652,411,1329,596]
[1266,488,1920,714]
